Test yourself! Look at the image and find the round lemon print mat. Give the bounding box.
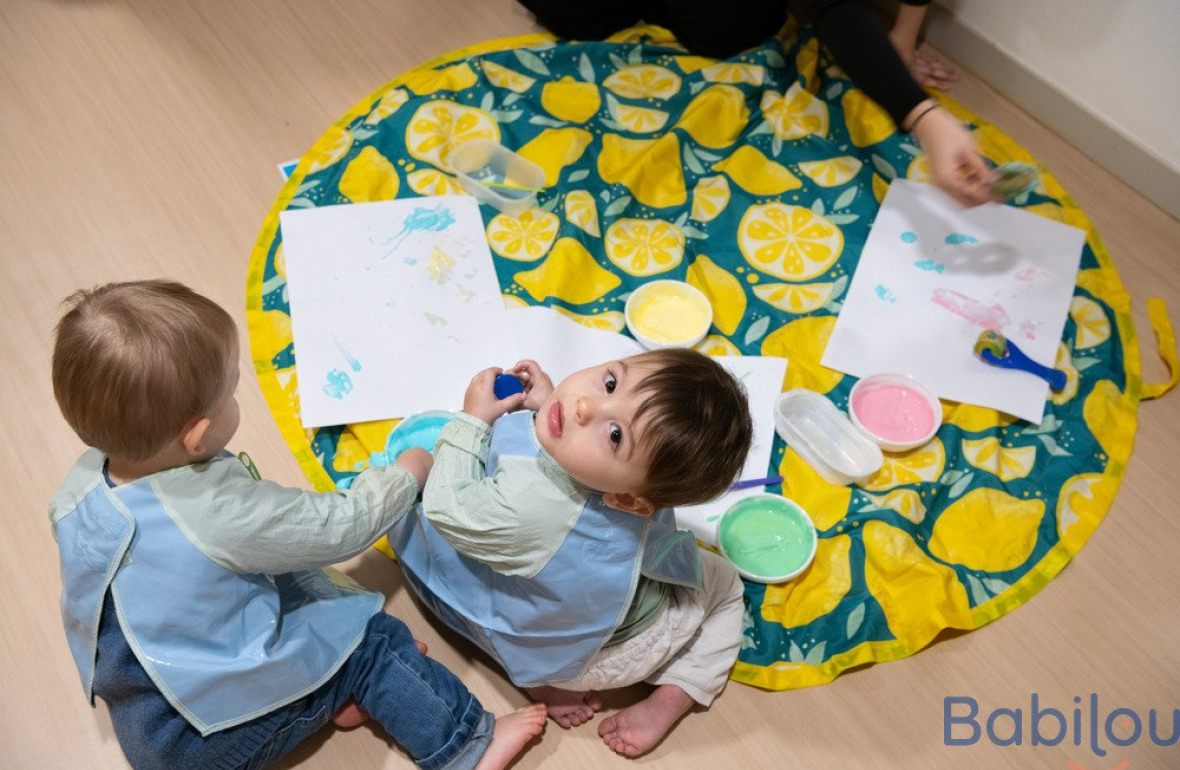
[247,23,1154,691]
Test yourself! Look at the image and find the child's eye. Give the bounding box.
[604,371,617,394]
[609,424,623,447]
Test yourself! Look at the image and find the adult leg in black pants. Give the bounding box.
[516,0,789,59]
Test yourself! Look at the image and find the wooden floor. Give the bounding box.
[2,1,1177,768]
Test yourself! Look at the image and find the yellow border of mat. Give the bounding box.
[247,30,1175,690]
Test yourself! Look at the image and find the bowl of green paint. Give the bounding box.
[717,494,817,583]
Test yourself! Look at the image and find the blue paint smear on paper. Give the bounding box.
[335,341,362,373]
[945,233,979,245]
[323,369,353,399]
[383,205,457,254]
[900,231,918,243]
[874,285,897,303]
[914,258,945,273]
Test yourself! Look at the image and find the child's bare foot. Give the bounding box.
[331,699,369,729]
[473,704,547,770]
[597,684,694,757]
[524,685,603,727]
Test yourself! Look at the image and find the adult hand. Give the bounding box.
[508,359,555,411]
[908,101,996,207]
[462,366,527,426]
[394,447,433,490]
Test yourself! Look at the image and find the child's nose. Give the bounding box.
[575,396,597,425]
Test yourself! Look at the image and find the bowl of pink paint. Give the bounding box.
[848,373,942,453]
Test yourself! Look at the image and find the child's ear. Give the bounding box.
[179,417,211,458]
[602,492,656,517]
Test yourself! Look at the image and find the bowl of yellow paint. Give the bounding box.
[717,494,817,583]
[624,280,713,350]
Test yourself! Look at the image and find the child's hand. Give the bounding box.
[395,447,433,490]
[463,367,527,426]
[508,359,555,411]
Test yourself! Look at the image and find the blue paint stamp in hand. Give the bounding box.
[494,373,525,400]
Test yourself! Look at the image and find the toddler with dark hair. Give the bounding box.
[387,348,754,757]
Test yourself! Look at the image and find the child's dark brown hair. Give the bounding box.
[629,348,753,508]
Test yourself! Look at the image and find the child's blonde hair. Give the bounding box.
[52,280,237,461]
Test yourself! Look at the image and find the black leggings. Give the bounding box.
[516,0,790,59]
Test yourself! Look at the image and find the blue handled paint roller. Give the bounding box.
[973,330,1067,391]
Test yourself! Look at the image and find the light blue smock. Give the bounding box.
[388,411,703,687]
[50,450,384,736]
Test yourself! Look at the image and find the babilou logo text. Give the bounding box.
[944,694,1178,758]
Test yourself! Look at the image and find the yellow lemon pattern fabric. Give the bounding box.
[248,26,1139,694]
[338,147,399,203]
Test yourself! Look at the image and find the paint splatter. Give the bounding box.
[323,368,353,399]
[914,258,944,273]
[335,340,362,372]
[1015,266,1047,282]
[381,205,457,255]
[944,233,979,245]
[424,311,447,326]
[1019,320,1040,340]
[900,231,918,243]
[931,288,1010,330]
[403,256,418,266]
[427,245,455,283]
[874,285,897,304]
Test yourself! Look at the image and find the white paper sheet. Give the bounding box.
[281,196,515,426]
[503,305,645,384]
[674,355,788,545]
[822,180,1084,423]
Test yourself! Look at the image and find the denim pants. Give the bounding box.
[92,597,493,769]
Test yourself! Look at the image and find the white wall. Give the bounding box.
[937,0,1180,174]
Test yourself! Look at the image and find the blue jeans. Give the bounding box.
[92,596,493,769]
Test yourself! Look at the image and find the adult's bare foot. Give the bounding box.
[597,684,694,757]
[524,685,603,727]
[473,703,547,770]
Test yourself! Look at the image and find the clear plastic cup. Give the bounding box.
[448,140,544,215]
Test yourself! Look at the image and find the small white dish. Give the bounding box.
[717,494,818,583]
[624,280,713,350]
[448,139,544,215]
[774,389,883,485]
[847,373,942,453]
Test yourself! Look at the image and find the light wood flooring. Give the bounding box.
[1,1,1177,768]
